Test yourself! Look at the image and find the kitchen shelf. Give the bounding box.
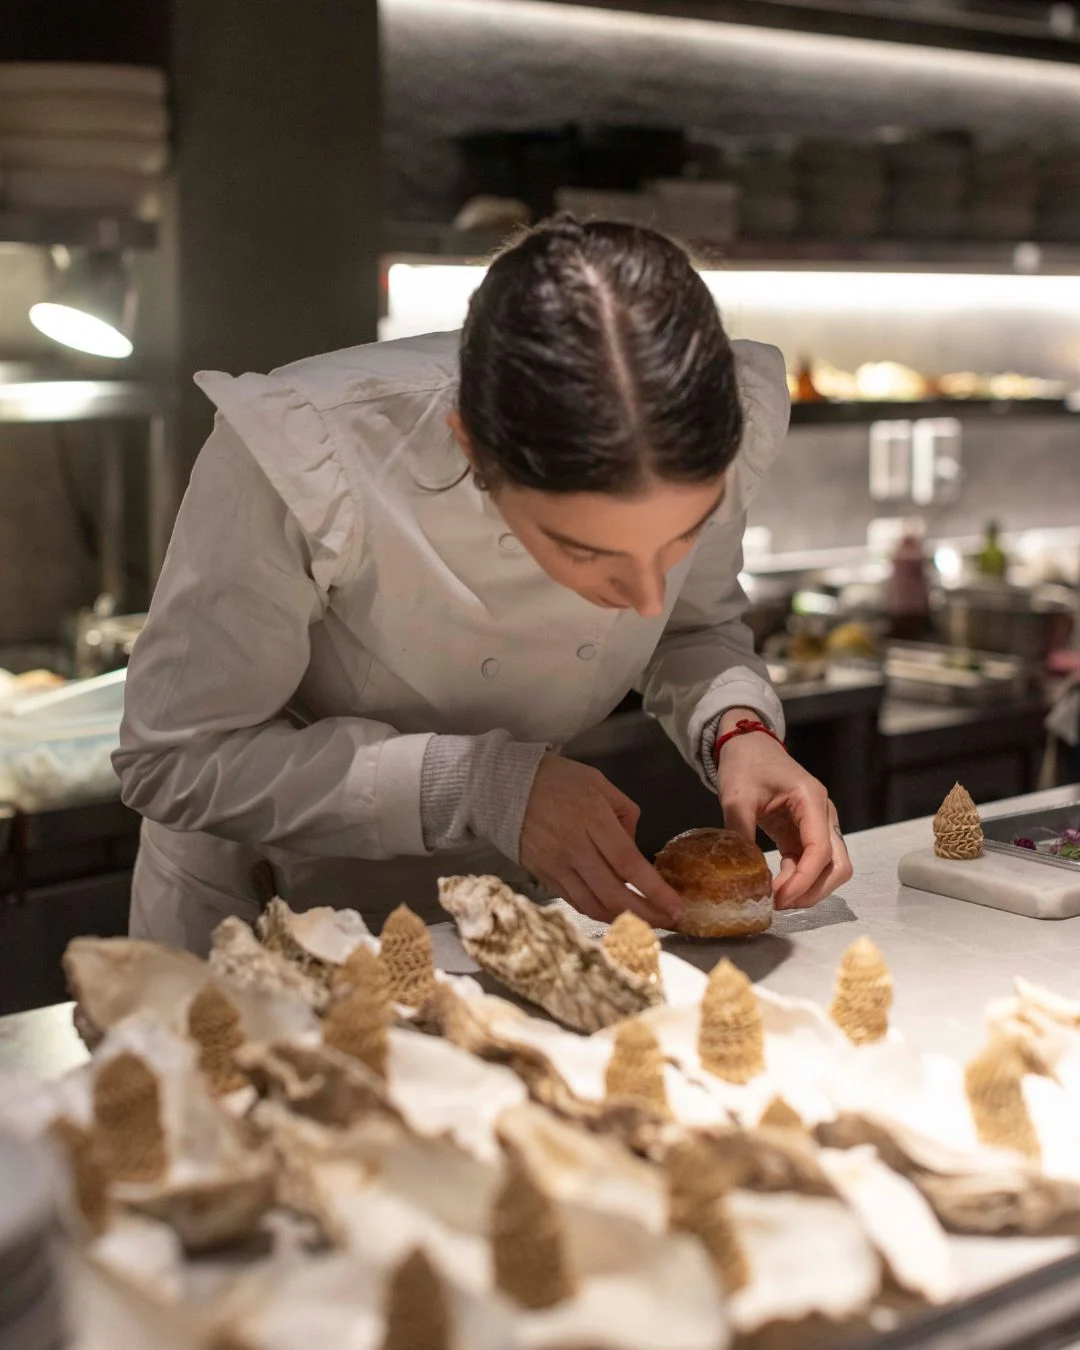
[527,0,1080,66]
[0,379,170,424]
[385,226,1080,275]
[790,397,1077,425]
[0,210,157,251]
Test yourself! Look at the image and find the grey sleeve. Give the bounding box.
[420,731,549,862]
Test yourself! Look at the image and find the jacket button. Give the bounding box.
[481,658,500,679]
[498,533,519,552]
[577,644,597,661]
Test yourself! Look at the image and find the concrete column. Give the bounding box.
[168,0,381,474]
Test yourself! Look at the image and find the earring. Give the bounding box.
[472,470,489,493]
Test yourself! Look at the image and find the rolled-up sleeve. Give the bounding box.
[114,415,433,859]
[639,339,790,788]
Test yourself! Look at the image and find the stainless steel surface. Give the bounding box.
[982,801,1080,874]
[885,641,1029,705]
[936,586,1075,661]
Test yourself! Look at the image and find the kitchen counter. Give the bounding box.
[5,783,1077,1077]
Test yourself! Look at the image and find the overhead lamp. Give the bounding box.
[29,248,137,359]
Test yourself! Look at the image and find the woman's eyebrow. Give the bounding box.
[540,489,725,556]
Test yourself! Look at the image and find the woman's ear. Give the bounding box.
[447,411,477,468]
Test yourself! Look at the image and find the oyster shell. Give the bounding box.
[724,1187,881,1333]
[210,919,330,1013]
[817,1146,956,1303]
[63,936,320,1098]
[244,1023,527,1165]
[257,898,372,976]
[666,1131,883,1333]
[437,875,660,1033]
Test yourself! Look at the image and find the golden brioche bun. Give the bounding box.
[655,828,773,938]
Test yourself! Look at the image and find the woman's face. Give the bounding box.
[491,476,725,617]
[451,408,723,617]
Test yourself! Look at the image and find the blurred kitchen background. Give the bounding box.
[0,0,1078,1010]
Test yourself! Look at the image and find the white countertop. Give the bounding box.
[694,783,1080,1064]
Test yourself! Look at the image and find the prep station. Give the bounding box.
[4,784,1080,1350]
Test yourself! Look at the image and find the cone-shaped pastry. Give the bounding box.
[698,959,765,1084]
[381,905,438,1008]
[49,1117,109,1236]
[604,1018,670,1116]
[93,1051,168,1184]
[829,938,893,1046]
[323,947,390,1076]
[381,1247,452,1350]
[188,983,247,1095]
[603,912,661,987]
[667,1139,749,1293]
[965,1036,1040,1161]
[759,1096,804,1132]
[492,1145,577,1310]
[933,784,983,861]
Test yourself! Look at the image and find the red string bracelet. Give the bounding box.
[714,718,786,763]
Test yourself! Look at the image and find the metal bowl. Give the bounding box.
[934,585,1074,662]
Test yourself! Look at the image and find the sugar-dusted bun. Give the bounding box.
[655,828,773,939]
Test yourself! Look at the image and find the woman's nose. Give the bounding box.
[619,563,666,618]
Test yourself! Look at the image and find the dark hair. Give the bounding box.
[457,216,743,496]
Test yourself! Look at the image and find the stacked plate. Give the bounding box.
[0,62,168,219]
[882,130,972,239]
[796,138,886,239]
[1038,147,1080,242]
[0,1130,63,1350]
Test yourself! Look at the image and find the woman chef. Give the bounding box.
[115,218,852,954]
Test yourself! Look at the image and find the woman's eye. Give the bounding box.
[564,546,600,565]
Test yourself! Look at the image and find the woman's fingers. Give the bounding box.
[776,800,853,910]
[772,788,834,909]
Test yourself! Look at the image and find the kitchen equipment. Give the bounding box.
[981,801,1080,874]
[935,584,1074,661]
[647,178,739,241]
[74,600,144,677]
[884,641,1029,706]
[0,1130,62,1350]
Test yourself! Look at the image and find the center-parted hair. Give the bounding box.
[458,216,744,496]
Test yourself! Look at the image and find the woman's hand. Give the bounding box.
[716,714,852,909]
[520,754,685,929]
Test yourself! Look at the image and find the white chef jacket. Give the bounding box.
[115,331,789,953]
